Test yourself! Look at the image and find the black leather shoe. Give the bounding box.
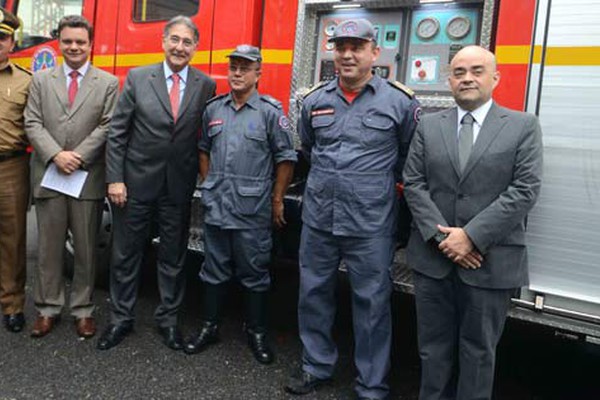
[3,313,25,333]
[285,370,331,395]
[184,321,219,355]
[96,323,132,351]
[158,325,183,351]
[245,327,274,364]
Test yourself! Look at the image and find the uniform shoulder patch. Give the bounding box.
[206,93,227,105]
[388,81,415,98]
[260,94,282,109]
[302,80,328,99]
[13,63,33,76]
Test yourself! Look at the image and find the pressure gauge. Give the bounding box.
[446,16,472,40]
[416,17,440,40]
[324,21,337,37]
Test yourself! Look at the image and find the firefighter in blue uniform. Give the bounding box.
[285,19,421,400]
[185,45,296,364]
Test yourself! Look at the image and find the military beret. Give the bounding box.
[227,44,262,62]
[328,18,376,43]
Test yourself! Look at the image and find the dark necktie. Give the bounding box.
[169,73,181,122]
[459,113,474,171]
[68,70,79,108]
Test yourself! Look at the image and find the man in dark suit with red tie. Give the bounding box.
[98,15,216,351]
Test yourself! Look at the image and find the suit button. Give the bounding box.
[458,194,464,199]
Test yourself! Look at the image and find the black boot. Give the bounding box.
[244,290,274,364]
[184,283,224,355]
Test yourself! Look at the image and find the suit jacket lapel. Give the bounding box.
[440,108,461,177]
[69,66,97,116]
[461,103,508,180]
[177,68,199,121]
[149,63,173,119]
[50,66,69,114]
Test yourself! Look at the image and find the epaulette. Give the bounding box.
[260,94,282,109]
[12,63,33,76]
[388,80,415,99]
[206,93,227,105]
[302,80,328,99]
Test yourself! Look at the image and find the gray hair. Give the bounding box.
[163,15,199,43]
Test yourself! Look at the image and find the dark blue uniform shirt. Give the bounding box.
[199,91,297,229]
[299,75,420,237]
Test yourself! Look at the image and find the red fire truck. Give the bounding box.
[5,0,600,343]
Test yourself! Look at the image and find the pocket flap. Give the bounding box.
[311,115,335,129]
[208,125,223,137]
[237,184,266,197]
[244,129,267,142]
[362,114,394,131]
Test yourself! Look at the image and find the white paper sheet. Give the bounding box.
[40,163,88,198]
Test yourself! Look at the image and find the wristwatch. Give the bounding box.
[431,231,448,245]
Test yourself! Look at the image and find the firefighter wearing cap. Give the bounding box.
[285,19,421,399]
[0,6,32,333]
[185,44,296,364]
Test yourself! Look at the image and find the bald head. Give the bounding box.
[448,45,500,111]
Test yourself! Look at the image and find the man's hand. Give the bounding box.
[437,224,483,269]
[272,199,286,229]
[108,183,128,208]
[53,151,82,174]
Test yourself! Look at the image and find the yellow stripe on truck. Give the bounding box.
[13,48,294,70]
[497,45,600,66]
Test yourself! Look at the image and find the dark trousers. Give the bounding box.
[414,271,513,400]
[109,195,190,327]
[200,224,272,291]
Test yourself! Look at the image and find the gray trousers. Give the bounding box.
[298,225,394,400]
[200,224,272,291]
[34,196,101,318]
[414,271,513,400]
[109,195,190,327]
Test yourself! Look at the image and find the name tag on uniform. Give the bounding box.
[311,108,335,117]
[208,119,224,127]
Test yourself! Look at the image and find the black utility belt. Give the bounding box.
[0,149,27,161]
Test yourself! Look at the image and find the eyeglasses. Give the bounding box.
[228,65,258,74]
[166,35,196,49]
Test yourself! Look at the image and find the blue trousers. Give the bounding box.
[298,225,394,399]
[200,224,272,291]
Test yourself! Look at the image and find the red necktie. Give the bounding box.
[169,73,180,122]
[68,70,79,108]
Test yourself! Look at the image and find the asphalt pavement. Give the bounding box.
[0,210,598,399]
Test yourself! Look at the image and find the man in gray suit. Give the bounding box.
[25,15,119,339]
[403,45,543,400]
[97,15,216,351]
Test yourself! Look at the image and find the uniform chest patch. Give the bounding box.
[279,115,290,130]
[311,108,335,117]
[414,107,422,123]
[208,119,224,127]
